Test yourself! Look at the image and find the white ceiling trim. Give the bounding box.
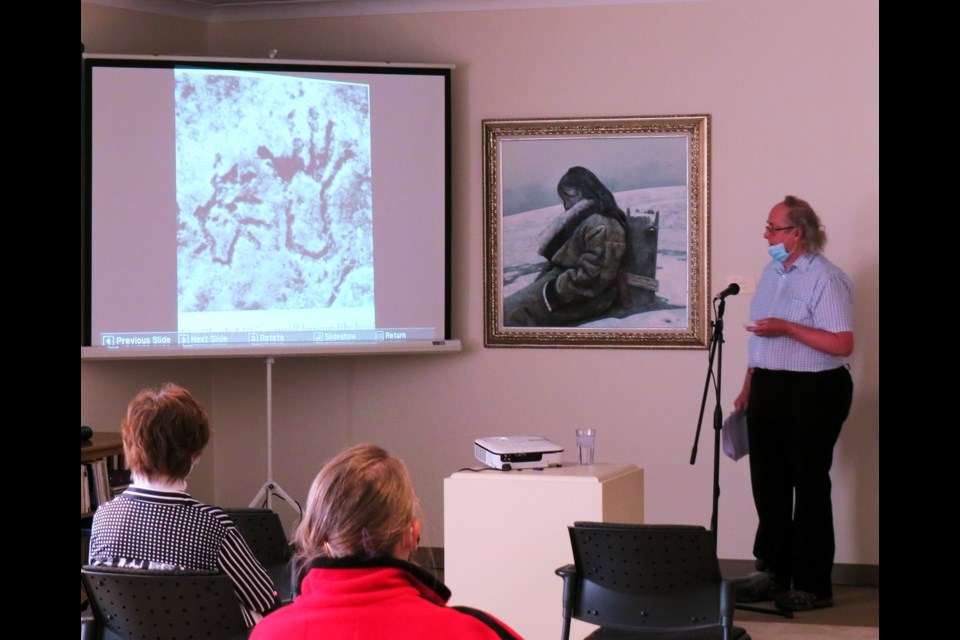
[84,0,704,23]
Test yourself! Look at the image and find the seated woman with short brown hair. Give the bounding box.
[88,383,278,627]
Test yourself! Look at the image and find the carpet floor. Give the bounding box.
[736,584,878,639]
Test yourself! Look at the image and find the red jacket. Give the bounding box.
[251,556,523,640]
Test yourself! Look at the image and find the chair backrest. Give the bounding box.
[222,507,295,603]
[222,508,291,566]
[80,565,249,640]
[567,522,725,633]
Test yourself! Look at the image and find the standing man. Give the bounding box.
[733,195,854,612]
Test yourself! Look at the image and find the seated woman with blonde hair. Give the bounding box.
[252,444,523,639]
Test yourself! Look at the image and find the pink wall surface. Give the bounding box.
[81,0,879,566]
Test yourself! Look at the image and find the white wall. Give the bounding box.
[81,0,879,567]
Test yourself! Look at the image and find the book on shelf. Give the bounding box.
[81,449,130,515]
[96,459,110,506]
[106,453,130,494]
[82,459,112,512]
[107,453,129,473]
[81,465,90,514]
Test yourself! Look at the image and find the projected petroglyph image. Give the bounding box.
[175,69,373,327]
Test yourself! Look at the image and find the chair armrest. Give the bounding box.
[719,579,734,619]
[555,563,576,579]
[556,564,578,640]
[555,564,578,616]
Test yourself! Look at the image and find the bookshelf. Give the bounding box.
[81,432,126,610]
[81,431,122,462]
[80,432,126,519]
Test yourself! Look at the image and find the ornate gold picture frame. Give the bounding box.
[483,115,711,348]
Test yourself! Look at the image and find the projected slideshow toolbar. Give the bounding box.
[100,328,435,348]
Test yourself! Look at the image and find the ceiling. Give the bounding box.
[89,0,675,22]
[178,0,658,6]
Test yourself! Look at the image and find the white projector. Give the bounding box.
[474,435,564,470]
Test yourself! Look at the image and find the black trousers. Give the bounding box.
[746,366,853,597]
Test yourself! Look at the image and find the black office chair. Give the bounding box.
[555,522,750,640]
[80,565,250,640]
[222,507,296,603]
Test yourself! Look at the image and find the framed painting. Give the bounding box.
[483,114,711,348]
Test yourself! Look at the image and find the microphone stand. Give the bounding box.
[690,295,792,619]
[690,295,727,541]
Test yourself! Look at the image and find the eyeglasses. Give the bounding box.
[764,225,796,233]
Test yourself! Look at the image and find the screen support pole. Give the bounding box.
[250,357,300,516]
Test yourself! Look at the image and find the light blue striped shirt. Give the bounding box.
[748,253,853,372]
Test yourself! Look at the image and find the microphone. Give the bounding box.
[714,283,740,300]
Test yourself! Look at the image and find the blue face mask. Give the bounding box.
[768,243,791,263]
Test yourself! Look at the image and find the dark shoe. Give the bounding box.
[775,589,834,612]
[735,574,788,603]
